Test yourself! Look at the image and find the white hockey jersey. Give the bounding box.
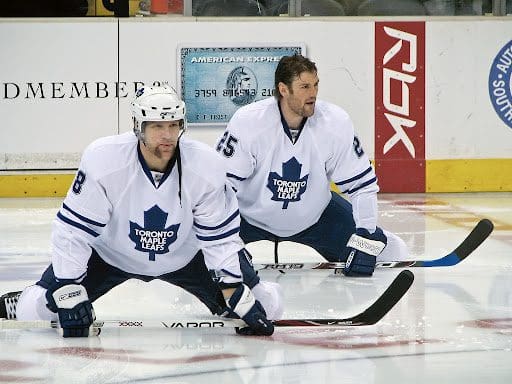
[52,132,244,281]
[216,97,379,237]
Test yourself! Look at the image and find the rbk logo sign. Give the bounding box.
[375,22,425,192]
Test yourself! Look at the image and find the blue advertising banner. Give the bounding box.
[488,40,512,130]
[178,44,305,126]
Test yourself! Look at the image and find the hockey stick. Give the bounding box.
[0,270,413,331]
[273,269,413,326]
[256,219,494,272]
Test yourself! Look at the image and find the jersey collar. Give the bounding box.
[278,101,307,143]
[137,142,177,189]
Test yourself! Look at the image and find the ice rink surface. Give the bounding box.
[0,193,511,383]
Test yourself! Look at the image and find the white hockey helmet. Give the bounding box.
[131,85,186,140]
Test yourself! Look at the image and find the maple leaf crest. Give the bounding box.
[129,205,180,261]
[267,157,308,209]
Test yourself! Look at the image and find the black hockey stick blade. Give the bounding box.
[447,218,494,263]
[273,269,414,327]
[377,218,493,268]
[256,219,494,271]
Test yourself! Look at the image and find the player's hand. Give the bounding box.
[343,228,387,277]
[226,284,274,336]
[45,280,95,337]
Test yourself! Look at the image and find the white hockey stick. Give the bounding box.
[0,270,414,332]
[256,219,494,271]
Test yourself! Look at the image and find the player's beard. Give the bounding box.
[301,101,315,117]
[287,96,316,118]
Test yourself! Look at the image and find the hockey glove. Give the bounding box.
[226,284,274,336]
[343,228,387,277]
[46,280,95,337]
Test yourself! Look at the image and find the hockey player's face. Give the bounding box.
[142,121,181,160]
[283,71,319,118]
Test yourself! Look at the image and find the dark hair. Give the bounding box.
[274,54,317,100]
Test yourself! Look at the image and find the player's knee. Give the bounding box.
[17,285,56,321]
[391,232,409,258]
[379,231,409,262]
[251,281,284,320]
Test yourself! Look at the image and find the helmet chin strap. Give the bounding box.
[140,131,147,146]
[175,119,187,142]
[133,118,145,145]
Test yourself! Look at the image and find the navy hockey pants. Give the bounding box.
[36,250,227,315]
[240,192,364,262]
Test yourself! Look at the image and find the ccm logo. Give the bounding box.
[58,290,81,301]
[382,27,418,158]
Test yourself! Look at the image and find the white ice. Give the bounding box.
[0,193,511,383]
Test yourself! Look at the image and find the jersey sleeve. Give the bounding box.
[327,113,380,232]
[215,109,256,192]
[193,173,244,285]
[51,148,113,280]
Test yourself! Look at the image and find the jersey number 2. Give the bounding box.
[353,136,364,158]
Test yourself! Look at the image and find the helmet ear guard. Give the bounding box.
[131,85,187,140]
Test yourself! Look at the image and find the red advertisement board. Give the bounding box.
[375,22,425,192]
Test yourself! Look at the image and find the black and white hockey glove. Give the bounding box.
[225,284,274,336]
[343,228,387,277]
[45,280,95,337]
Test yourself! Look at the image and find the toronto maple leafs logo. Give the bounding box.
[267,157,308,209]
[129,205,180,261]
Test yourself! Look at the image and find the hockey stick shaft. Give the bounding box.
[0,270,414,331]
[0,315,378,330]
[256,219,493,271]
[0,318,242,330]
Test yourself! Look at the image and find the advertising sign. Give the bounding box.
[178,44,305,126]
[375,22,426,192]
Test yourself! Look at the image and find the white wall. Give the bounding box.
[426,19,512,159]
[1,17,510,170]
[0,19,118,168]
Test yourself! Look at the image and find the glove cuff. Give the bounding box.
[227,284,255,319]
[46,283,89,313]
[347,233,385,256]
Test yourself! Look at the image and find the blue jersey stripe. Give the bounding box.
[194,209,239,230]
[343,176,378,194]
[227,173,246,181]
[62,203,106,227]
[196,226,240,241]
[335,166,373,186]
[57,211,100,238]
[220,268,242,279]
[55,271,87,284]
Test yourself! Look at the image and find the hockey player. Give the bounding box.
[0,86,281,337]
[215,54,409,276]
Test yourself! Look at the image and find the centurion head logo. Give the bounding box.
[488,40,512,130]
[226,66,258,106]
